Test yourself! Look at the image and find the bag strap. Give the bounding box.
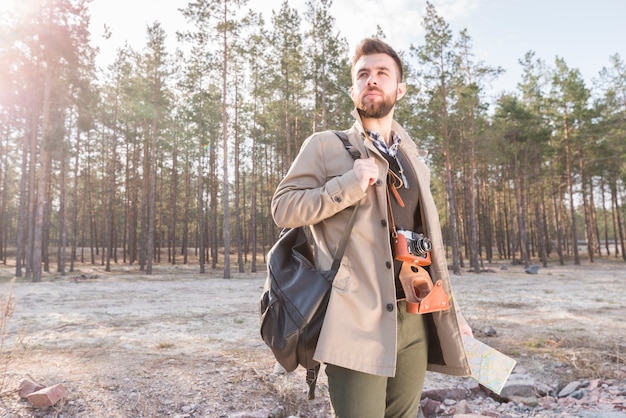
[330,199,360,272]
[333,130,361,160]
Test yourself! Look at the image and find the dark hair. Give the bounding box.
[352,38,403,82]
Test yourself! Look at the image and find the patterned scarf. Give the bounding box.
[367,129,400,158]
[366,130,408,188]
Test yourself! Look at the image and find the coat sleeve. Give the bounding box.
[272,132,366,228]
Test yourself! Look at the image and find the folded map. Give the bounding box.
[462,334,517,394]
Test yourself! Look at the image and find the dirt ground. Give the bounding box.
[0,256,625,417]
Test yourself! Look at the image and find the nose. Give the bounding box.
[367,74,378,86]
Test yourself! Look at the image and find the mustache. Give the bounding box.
[364,86,383,94]
[359,87,384,100]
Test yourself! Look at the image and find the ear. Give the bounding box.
[349,85,356,100]
[396,82,407,101]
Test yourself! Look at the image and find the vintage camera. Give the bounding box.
[393,229,432,266]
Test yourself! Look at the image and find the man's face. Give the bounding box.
[350,53,406,119]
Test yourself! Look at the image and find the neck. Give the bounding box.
[360,113,394,145]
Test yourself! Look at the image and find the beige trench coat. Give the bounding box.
[272,110,471,378]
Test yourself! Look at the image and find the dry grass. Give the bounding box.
[0,278,23,395]
[0,257,624,416]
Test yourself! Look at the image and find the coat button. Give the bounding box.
[381,219,387,227]
[386,303,394,312]
[386,261,392,269]
[375,179,383,186]
[333,195,342,203]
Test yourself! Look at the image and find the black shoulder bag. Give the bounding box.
[259,131,360,399]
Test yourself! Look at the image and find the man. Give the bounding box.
[272,37,472,418]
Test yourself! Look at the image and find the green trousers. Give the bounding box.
[325,301,429,418]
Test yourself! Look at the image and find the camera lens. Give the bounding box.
[410,235,432,255]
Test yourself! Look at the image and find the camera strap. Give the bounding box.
[386,185,399,240]
[387,169,405,208]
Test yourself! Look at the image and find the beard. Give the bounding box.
[355,87,397,119]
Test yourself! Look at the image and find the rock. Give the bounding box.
[421,387,468,402]
[500,373,552,399]
[18,379,45,398]
[477,325,497,337]
[569,388,587,399]
[419,397,441,417]
[525,265,540,274]
[508,395,539,406]
[587,378,601,391]
[443,398,456,406]
[228,412,269,418]
[26,383,65,408]
[454,399,473,414]
[272,362,287,374]
[558,380,582,397]
[269,406,285,418]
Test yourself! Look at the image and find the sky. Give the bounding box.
[5,0,625,100]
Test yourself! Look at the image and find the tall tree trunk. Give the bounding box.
[578,151,594,262]
[15,118,30,277]
[588,178,601,257]
[210,138,218,269]
[467,140,480,273]
[42,165,52,273]
[88,169,96,265]
[600,179,611,256]
[197,151,205,274]
[221,2,231,279]
[513,154,530,268]
[535,197,548,267]
[563,115,580,264]
[128,138,140,265]
[146,160,156,274]
[146,72,159,274]
[31,151,51,282]
[541,185,552,258]
[480,176,493,263]
[122,140,130,264]
[551,173,565,265]
[105,137,117,272]
[505,175,516,260]
[444,149,461,274]
[139,135,150,271]
[32,69,54,282]
[69,126,81,272]
[250,148,258,273]
[612,179,626,260]
[57,144,68,275]
[182,157,190,264]
[26,95,40,277]
[494,186,505,259]
[169,146,178,265]
[0,131,8,264]
[234,82,244,273]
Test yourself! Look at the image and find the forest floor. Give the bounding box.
[0,256,625,417]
